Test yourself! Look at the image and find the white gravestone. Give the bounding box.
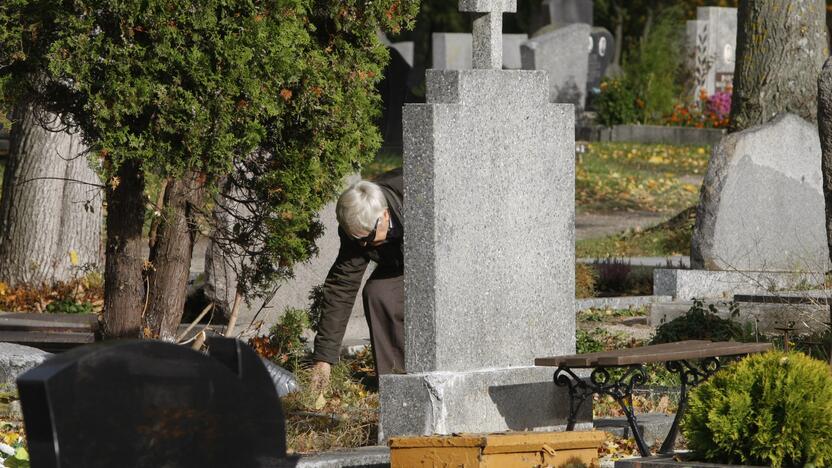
[686,7,737,96]
[380,0,583,439]
[432,32,529,70]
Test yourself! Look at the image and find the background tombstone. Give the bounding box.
[542,0,592,28]
[586,27,615,110]
[521,23,591,110]
[432,32,529,70]
[381,0,582,438]
[378,46,414,153]
[17,338,291,467]
[686,7,737,96]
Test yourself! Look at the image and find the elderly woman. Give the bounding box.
[311,168,404,384]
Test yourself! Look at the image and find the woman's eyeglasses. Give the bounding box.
[356,217,381,246]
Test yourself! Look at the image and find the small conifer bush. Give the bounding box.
[683,351,832,467]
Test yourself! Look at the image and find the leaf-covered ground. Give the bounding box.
[576,143,709,214]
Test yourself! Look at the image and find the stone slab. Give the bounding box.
[521,23,590,108]
[594,413,675,448]
[576,295,673,312]
[686,7,737,96]
[692,114,829,272]
[379,366,592,440]
[542,0,593,27]
[295,446,388,468]
[403,69,574,373]
[0,342,51,387]
[585,125,726,146]
[653,268,823,300]
[651,300,828,334]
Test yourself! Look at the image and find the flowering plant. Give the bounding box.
[667,88,732,128]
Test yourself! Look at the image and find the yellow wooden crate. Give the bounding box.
[388,431,606,467]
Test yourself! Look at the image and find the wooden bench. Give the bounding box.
[535,340,772,457]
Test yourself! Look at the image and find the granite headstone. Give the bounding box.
[17,338,290,467]
[381,0,579,438]
[378,46,412,153]
[542,0,592,28]
[586,27,615,109]
[692,113,830,272]
[686,7,737,96]
[521,23,591,109]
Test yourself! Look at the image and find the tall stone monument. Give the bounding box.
[380,0,581,438]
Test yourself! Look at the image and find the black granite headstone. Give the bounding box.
[586,27,615,110]
[377,46,412,154]
[17,338,292,468]
[542,0,593,28]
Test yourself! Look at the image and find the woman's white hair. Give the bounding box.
[336,180,388,238]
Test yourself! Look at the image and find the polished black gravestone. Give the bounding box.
[17,338,293,467]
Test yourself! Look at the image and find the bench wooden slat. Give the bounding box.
[595,342,772,366]
[535,340,711,367]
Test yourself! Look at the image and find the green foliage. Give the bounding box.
[651,299,744,344]
[684,351,832,467]
[595,7,685,125]
[0,0,418,298]
[267,308,310,372]
[306,284,325,333]
[576,328,634,354]
[595,78,640,126]
[45,299,94,314]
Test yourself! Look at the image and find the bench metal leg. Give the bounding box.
[590,365,651,457]
[660,358,721,454]
[553,366,594,431]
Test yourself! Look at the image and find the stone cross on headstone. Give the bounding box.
[459,0,517,69]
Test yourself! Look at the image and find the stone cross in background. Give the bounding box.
[459,0,517,69]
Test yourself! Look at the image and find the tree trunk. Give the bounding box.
[730,0,828,133]
[0,106,102,286]
[817,56,832,363]
[102,160,145,338]
[145,171,206,341]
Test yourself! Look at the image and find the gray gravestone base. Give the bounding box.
[653,268,822,300]
[651,300,828,335]
[615,455,766,468]
[379,367,591,441]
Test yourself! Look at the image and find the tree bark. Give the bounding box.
[145,171,206,341]
[730,0,828,133]
[0,106,102,286]
[817,56,832,363]
[102,160,145,338]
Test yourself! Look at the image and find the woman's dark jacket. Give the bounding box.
[312,169,403,364]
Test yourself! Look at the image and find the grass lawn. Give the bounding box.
[577,206,696,258]
[576,142,709,214]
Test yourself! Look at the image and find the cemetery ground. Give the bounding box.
[0,141,731,463]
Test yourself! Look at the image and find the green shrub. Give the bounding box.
[651,299,744,344]
[595,78,640,126]
[683,351,832,467]
[45,299,94,314]
[267,308,310,372]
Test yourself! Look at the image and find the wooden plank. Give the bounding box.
[0,312,98,325]
[596,341,772,366]
[0,330,94,344]
[534,340,710,368]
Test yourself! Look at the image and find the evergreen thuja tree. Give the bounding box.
[0,0,417,339]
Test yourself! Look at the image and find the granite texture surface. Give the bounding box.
[0,343,51,387]
[653,268,823,300]
[403,69,575,373]
[521,23,590,108]
[651,300,828,334]
[691,114,829,272]
[460,0,517,69]
[379,366,591,440]
[295,447,389,468]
